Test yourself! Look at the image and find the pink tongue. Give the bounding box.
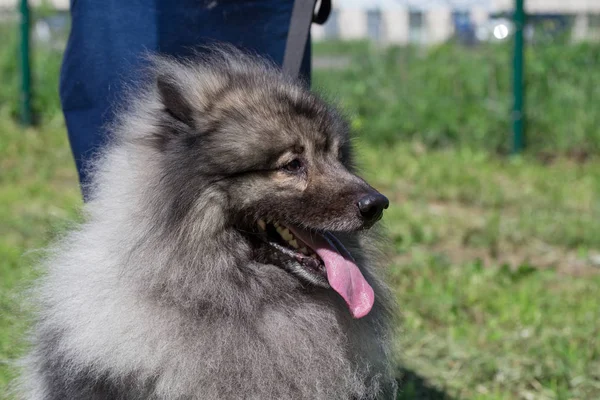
[288,228,374,318]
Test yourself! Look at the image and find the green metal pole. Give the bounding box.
[512,0,525,154]
[19,0,32,126]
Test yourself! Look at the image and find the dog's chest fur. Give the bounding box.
[25,262,393,399]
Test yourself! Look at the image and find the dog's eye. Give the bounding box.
[282,158,303,173]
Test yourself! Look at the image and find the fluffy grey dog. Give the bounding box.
[17,47,397,400]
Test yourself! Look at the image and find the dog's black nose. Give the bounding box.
[357,193,389,223]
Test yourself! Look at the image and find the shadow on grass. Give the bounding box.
[396,367,456,400]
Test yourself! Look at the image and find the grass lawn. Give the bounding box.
[1,110,599,399]
[0,111,82,395]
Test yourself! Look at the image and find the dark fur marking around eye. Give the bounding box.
[292,144,305,155]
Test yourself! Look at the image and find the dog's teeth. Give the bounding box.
[289,239,299,249]
[275,225,292,240]
[257,219,266,231]
[273,221,280,228]
[280,229,293,241]
[300,247,308,255]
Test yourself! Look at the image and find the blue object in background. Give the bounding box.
[452,10,476,45]
[60,0,310,198]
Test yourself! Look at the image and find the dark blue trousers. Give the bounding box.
[60,0,310,197]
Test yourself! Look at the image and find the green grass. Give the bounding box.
[313,40,600,154]
[393,258,600,399]
[0,21,64,123]
[359,140,600,399]
[0,110,81,391]
[1,113,599,399]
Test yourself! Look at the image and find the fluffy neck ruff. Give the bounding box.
[84,141,308,319]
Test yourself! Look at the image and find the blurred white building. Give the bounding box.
[312,0,600,44]
[1,0,599,44]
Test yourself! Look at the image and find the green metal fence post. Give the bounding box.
[19,0,32,126]
[512,0,525,154]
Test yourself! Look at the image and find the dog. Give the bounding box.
[16,46,397,399]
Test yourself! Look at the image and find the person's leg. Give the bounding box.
[60,0,310,199]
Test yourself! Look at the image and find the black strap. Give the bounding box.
[313,0,332,25]
[283,0,331,78]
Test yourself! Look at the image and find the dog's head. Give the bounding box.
[143,48,388,318]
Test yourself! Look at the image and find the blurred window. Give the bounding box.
[589,14,600,41]
[452,10,471,30]
[452,10,475,44]
[367,9,383,42]
[409,10,425,44]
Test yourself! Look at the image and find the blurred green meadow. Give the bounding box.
[1,19,600,400]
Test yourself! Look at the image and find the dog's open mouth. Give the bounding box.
[255,219,374,319]
[258,219,326,279]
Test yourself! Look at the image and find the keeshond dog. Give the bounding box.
[17,47,396,399]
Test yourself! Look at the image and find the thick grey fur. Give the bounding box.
[15,46,397,400]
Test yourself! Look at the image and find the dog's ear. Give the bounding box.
[157,74,194,127]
